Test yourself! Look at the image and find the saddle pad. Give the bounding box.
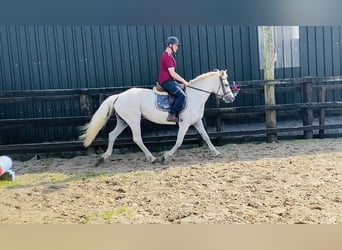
[155,94,187,112]
[155,95,172,111]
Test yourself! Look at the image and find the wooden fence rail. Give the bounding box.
[1,77,342,154]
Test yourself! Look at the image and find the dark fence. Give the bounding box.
[1,76,342,155]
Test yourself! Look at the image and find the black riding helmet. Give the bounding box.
[166,36,181,46]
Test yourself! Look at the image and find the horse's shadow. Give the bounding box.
[5,146,224,192]
[13,146,226,177]
[8,139,340,191]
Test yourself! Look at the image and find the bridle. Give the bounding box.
[187,74,232,99]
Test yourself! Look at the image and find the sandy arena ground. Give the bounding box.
[0,138,341,224]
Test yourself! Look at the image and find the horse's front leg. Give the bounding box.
[193,119,221,157]
[161,123,190,162]
[128,121,157,164]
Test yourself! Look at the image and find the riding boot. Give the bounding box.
[167,113,179,123]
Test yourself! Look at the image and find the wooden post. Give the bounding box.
[263,26,277,143]
[301,79,313,139]
[319,87,326,139]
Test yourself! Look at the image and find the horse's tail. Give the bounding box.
[79,94,118,147]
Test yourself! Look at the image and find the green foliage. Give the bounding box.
[0,180,21,187]
[100,207,133,221]
[80,215,92,224]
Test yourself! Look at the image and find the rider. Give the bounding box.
[158,36,189,123]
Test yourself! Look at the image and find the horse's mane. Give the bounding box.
[190,71,219,84]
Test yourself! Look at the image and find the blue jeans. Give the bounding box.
[161,80,186,116]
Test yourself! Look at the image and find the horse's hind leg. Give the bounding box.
[193,120,221,156]
[103,115,128,160]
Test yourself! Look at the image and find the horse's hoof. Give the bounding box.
[214,152,223,158]
[159,155,166,163]
[150,157,158,164]
[94,157,105,167]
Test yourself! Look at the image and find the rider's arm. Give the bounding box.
[168,68,189,86]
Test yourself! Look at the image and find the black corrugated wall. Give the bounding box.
[1,25,342,144]
[0,26,261,91]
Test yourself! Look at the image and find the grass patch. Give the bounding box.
[134,171,148,177]
[49,174,71,182]
[80,215,92,224]
[100,207,134,221]
[0,173,79,189]
[0,180,21,187]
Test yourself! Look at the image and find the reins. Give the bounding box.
[187,76,229,98]
[186,85,212,94]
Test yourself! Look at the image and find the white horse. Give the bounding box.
[80,69,235,163]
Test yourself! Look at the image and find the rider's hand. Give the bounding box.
[178,81,188,90]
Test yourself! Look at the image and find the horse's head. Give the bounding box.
[188,69,237,103]
[215,69,235,103]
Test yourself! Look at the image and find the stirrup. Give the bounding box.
[167,114,179,123]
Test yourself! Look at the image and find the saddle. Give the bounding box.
[153,82,168,96]
[153,82,186,112]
